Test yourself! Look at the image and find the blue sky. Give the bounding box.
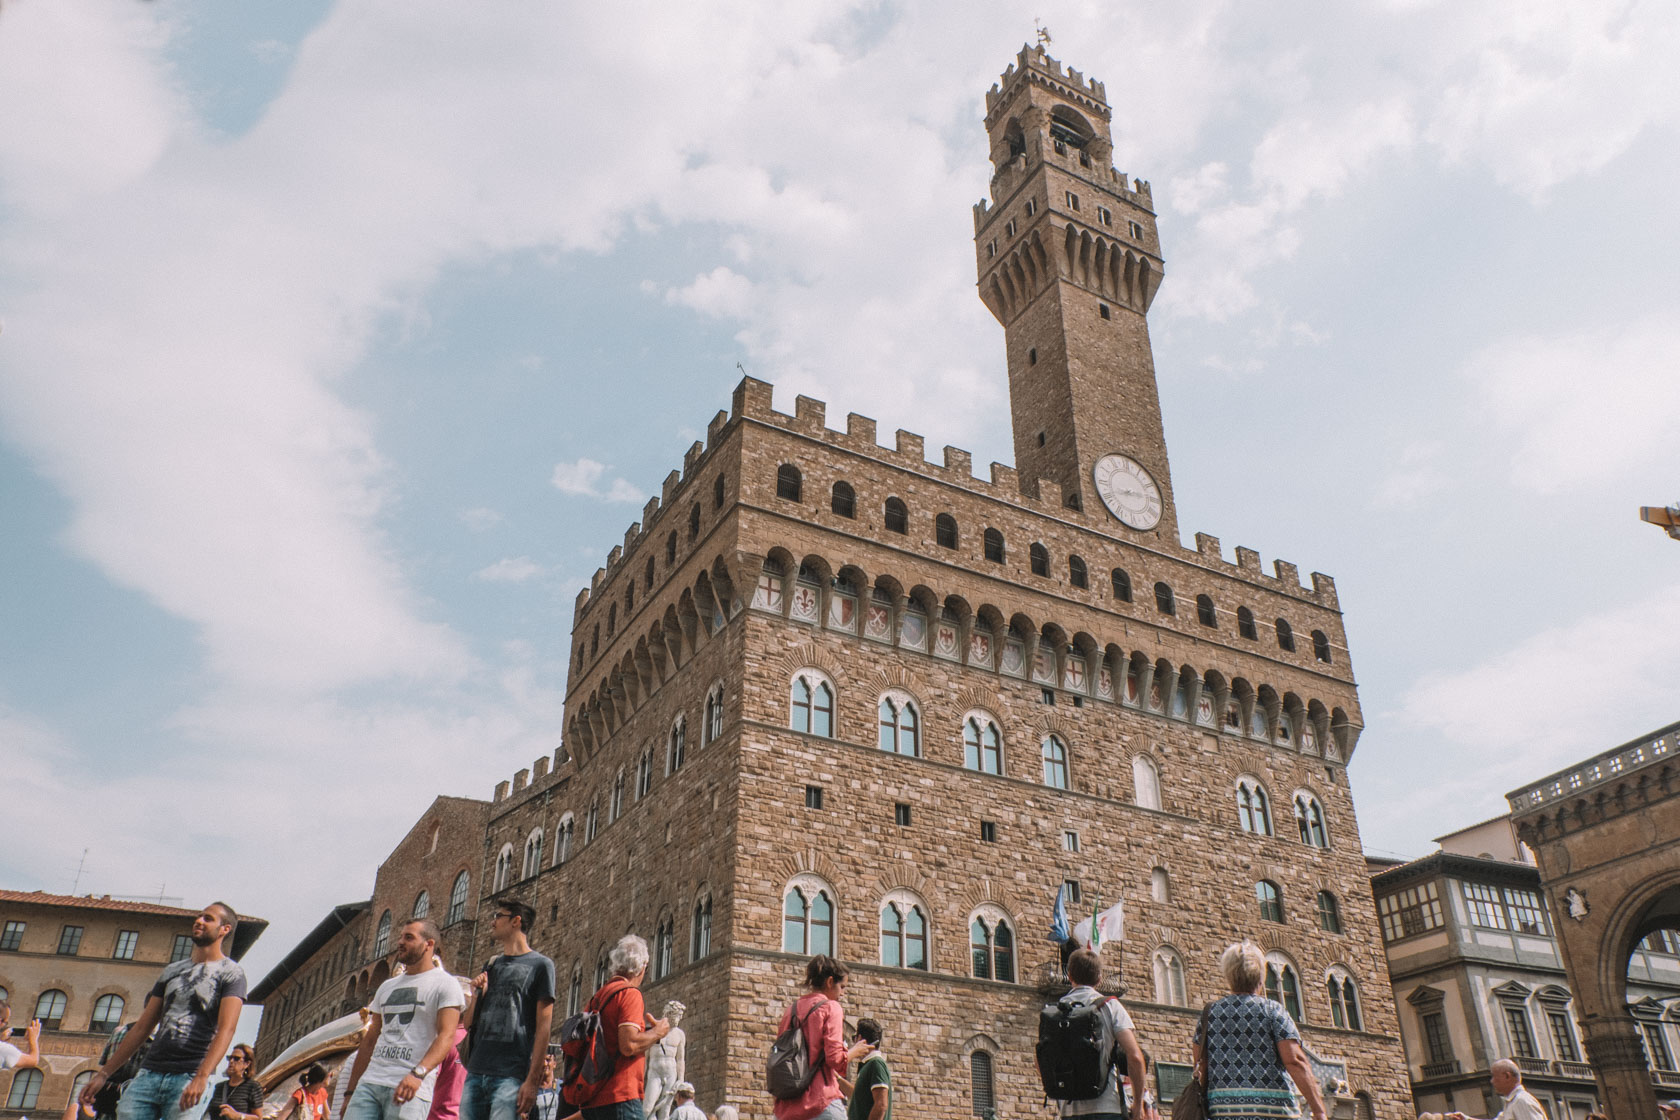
[2,0,1678,988]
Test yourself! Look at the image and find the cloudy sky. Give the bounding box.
[2,0,1678,990]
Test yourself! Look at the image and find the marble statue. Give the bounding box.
[642,1001,687,1120]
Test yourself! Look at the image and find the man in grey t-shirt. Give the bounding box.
[343,919,465,1120]
[1058,949,1147,1120]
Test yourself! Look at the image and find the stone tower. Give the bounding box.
[975,44,1175,542]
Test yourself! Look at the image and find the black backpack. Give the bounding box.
[764,997,827,1100]
[559,978,631,1108]
[1036,992,1122,1101]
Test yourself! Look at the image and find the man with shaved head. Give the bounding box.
[1447,1059,1546,1120]
[343,919,466,1120]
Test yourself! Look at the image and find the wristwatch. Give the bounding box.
[410,1065,429,1078]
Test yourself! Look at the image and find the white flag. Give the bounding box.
[1096,900,1125,943]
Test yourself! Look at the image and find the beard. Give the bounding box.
[190,929,220,947]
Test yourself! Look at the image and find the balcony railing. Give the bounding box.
[1420,1060,1461,1078]
[1514,1056,1551,1077]
[1508,720,1678,812]
[1554,1061,1595,1079]
[1654,1070,1680,1088]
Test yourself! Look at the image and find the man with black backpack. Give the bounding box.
[1038,949,1148,1120]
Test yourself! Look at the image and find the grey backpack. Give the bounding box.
[765,997,827,1100]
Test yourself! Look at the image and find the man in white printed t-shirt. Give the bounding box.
[0,999,42,1074]
[343,920,466,1120]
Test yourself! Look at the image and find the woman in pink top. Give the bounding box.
[774,956,872,1120]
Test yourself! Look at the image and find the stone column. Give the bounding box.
[1581,1016,1658,1120]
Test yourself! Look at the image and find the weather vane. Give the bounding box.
[1035,18,1052,45]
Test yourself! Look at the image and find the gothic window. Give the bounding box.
[1041,735,1070,789]
[90,994,125,1033]
[1264,955,1302,1020]
[653,916,675,981]
[1030,543,1049,576]
[595,952,610,990]
[1237,606,1257,639]
[636,749,653,799]
[713,473,725,509]
[790,670,835,737]
[567,964,584,1018]
[610,769,627,822]
[412,891,430,920]
[1152,948,1187,1005]
[554,816,574,865]
[1327,970,1362,1030]
[963,715,1003,775]
[1237,778,1273,836]
[606,604,616,636]
[668,714,687,774]
[685,504,698,543]
[831,481,855,518]
[704,682,725,744]
[644,556,654,590]
[883,496,909,534]
[936,513,958,549]
[1132,754,1161,810]
[1276,618,1296,651]
[984,528,1005,563]
[1257,880,1284,924]
[968,907,1015,982]
[493,847,514,892]
[1151,868,1171,904]
[585,796,600,843]
[1294,793,1329,848]
[374,910,394,957]
[877,693,920,756]
[1196,594,1216,627]
[1317,891,1343,934]
[880,891,929,970]
[1112,568,1133,602]
[448,871,471,924]
[782,875,835,956]
[1312,630,1333,663]
[523,829,544,878]
[1068,555,1088,588]
[1155,582,1175,615]
[625,583,634,614]
[970,1051,996,1118]
[776,464,802,502]
[691,893,713,961]
[665,532,677,566]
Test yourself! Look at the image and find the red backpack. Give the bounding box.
[560,978,632,1108]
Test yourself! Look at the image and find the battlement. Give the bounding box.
[987,44,1109,115]
[492,744,571,805]
[973,155,1153,232]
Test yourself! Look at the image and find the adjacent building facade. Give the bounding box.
[0,891,266,1120]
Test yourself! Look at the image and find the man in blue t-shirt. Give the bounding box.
[80,903,247,1120]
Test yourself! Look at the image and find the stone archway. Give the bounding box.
[1509,723,1680,1120]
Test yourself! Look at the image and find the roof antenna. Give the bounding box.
[736,361,748,376]
[71,848,89,895]
[1035,18,1052,45]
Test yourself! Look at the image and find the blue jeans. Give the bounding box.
[343,1082,429,1120]
[580,1102,644,1120]
[460,1075,522,1120]
[117,1071,211,1120]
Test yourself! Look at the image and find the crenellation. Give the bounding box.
[1273,559,1301,588]
[683,439,704,474]
[660,468,681,504]
[846,412,877,444]
[990,461,1018,490]
[893,428,924,461]
[1195,532,1222,560]
[607,544,622,569]
[590,566,605,596]
[642,495,660,527]
[533,756,549,780]
[575,585,591,611]
[623,522,640,552]
[1037,478,1064,509]
[942,445,972,476]
[793,395,826,432]
[512,767,528,793]
[731,376,775,421]
[1236,546,1262,572]
[1311,572,1338,607]
[706,409,729,446]
[492,780,508,803]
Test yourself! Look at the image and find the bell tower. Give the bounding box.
[974,45,1176,542]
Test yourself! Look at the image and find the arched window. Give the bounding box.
[1196,594,1216,627]
[691,893,713,961]
[713,473,726,509]
[1265,955,1303,1019]
[969,908,1015,982]
[1041,736,1070,789]
[554,817,575,866]
[6,1068,42,1110]
[1237,778,1273,836]
[983,528,1004,563]
[71,1072,97,1106]
[884,497,909,534]
[1030,543,1049,576]
[644,556,655,589]
[636,749,653,799]
[374,911,394,958]
[1151,868,1171,904]
[1317,891,1343,934]
[1155,582,1176,614]
[91,993,125,1033]
[776,464,802,502]
[1132,755,1161,810]
[412,891,430,920]
[936,514,958,549]
[970,1051,996,1118]
[567,964,584,1017]
[665,532,677,565]
[790,671,835,737]
[831,481,855,518]
[704,682,725,744]
[1112,568,1133,602]
[1238,607,1257,640]
[523,829,544,878]
[1312,629,1333,663]
[1327,970,1362,1029]
[1257,880,1284,924]
[610,769,626,822]
[963,715,1003,775]
[879,893,929,970]
[653,917,674,981]
[625,583,634,614]
[1069,555,1088,588]
[1276,618,1296,651]
[1294,793,1329,848]
[606,603,616,636]
[585,797,600,843]
[448,871,471,924]
[668,714,687,774]
[595,952,610,990]
[782,876,835,956]
[877,694,920,756]
[1152,948,1187,1005]
[687,503,700,541]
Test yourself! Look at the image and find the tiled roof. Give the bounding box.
[0,889,204,917]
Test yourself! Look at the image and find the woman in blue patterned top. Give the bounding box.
[1191,943,1327,1120]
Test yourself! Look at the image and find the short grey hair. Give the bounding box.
[1220,940,1265,992]
[609,934,650,977]
[1491,1059,1521,1081]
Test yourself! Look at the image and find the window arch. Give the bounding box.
[1041,735,1070,789]
[884,496,909,534]
[776,464,802,501]
[653,915,675,981]
[567,963,584,1018]
[704,682,725,744]
[606,603,616,636]
[1196,594,1216,627]
[1132,754,1161,810]
[1030,542,1049,576]
[448,871,471,924]
[523,829,544,878]
[782,875,835,956]
[936,513,958,549]
[877,692,920,756]
[1069,555,1088,588]
[554,816,575,866]
[1112,568,1133,602]
[1237,606,1257,639]
[879,890,929,970]
[1317,891,1343,934]
[6,1068,42,1110]
[713,473,726,509]
[790,670,835,737]
[1237,777,1273,836]
[374,910,394,958]
[1265,953,1303,1020]
[691,892,713,961]
[968,906,1015,982]
[585,797,600,843]
[1152,947,1187,1005]
[1155,582,1175,614]
[1294,792,1329,848]
[667,714,688,774]
[831,481,855,518]
[1257,880,1285,924]
[636,748,653,800]
[1312,629,1333,663]
[983,528,1005,563]
[644,556,655,590]
[610,768,626,822]
[665,532,677,566]
[1150,867,1171,904]
[1276,618,1296,651]
[687,502,700,541]
[412,891,430,920]
[963,714,1003,775]
[91,993,125,1033]
[1327,969,1362,1029]
[969,1050,996,1117]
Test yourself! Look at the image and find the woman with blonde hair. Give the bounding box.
[1191,942,1327,1120]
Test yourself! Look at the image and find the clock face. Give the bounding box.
[1093,454,1163,529]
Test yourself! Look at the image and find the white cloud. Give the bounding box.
[666,266,756,320]
[459,507,503,531]
[474,557,542,583]
[551,459,643,504]
[1374,442,1450,509]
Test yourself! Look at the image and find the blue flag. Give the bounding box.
[1049,882,1069,944]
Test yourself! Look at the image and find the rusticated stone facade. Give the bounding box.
[478,44,1411,1120]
